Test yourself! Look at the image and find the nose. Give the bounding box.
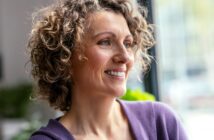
[112,44,132,64]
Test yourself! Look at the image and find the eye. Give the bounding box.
[97,39,111,46]
[124,40,134,48]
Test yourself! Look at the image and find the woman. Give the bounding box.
[29,0,188,139]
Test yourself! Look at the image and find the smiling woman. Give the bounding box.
[28,0,188,140]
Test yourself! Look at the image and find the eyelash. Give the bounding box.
[97,39,111,46]
[97,39,133,49]
[124,41,134,48]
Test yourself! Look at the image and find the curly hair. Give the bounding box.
[28,0,155,111]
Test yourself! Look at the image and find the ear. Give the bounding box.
[78,54,88,61]
[74,47,88,61]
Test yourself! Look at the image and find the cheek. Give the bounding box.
[85,56,107,85]
[87,51,110,70]
[87,52,110,84]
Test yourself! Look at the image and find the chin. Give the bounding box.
[110,87,126,98]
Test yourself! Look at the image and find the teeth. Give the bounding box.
[107,71,125,77]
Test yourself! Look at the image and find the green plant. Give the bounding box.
[0,83,32,118]
[11,119,41,140]
[121,88,155,101]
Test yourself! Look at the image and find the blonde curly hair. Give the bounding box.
[28,0,155,111]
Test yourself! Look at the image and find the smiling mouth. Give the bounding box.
[104,70,125,77]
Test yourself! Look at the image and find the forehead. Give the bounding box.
[85,11,131,36]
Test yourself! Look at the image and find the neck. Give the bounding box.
[60,88,124,136]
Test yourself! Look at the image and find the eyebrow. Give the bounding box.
[92,31,133,39]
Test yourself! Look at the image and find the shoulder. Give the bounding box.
[119,100,153,112]
[29,128,58,140]
[30,133,54,140]
[152,102,189,139]
[119,100,178,119]
[119,100,189,140]
[29,118,74,140]
[151,101,180,121]
[150,102,182,128]
[29,119,60,140]
[120,100,182,126]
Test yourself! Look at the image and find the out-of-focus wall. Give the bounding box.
[0,0,52,86]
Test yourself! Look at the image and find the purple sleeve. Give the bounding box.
[153,102,189,140]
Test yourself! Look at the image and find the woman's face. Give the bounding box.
[71,11,134,98]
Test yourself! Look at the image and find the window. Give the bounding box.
[0,53,2,80]
[154,0,214,139]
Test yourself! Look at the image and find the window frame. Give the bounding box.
[139,0,159,100]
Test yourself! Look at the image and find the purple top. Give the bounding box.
[30,100,188,140]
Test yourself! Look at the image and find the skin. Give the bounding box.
[60,11,135,140]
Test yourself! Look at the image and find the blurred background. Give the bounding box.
[0,0,54,140]
[154,0,214,139]
[0,0,214,139]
